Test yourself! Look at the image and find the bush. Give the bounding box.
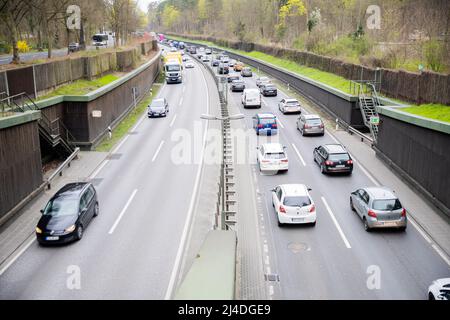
[423,39,446,72]
[0,42,12,54]
[17,40,30,53]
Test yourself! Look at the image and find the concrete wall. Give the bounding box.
[375,107,450,215]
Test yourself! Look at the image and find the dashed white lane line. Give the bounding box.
[291,143,306,167]
[277,118,285,129]
[321,196,352,249]
[152,140,165,162]
[108,189,138,234]
[169,114,177,128]
[179,97,183,106]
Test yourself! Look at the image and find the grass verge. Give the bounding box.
[95,83,162,152]
[400,104,450,123]
[37,74,119,100]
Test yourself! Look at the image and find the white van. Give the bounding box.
[241,89,261,108]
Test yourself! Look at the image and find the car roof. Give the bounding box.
[261,143,284,153]
[256,113,276,118]
[304,114,321,119]
[323,144,347,154]
[280,184,309,196]
[285,99,298,103]
[364,187,397,200]
[152,98,165,103]
[55,182,89,199]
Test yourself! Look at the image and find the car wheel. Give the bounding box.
[311,221,316,227]
[256,130,260,136]
[363,218,371,232]
[93,202,99,217]
[76,225,84,240]
[399,226,407,232]
[428,292,435,300]
[277,219,283,227]
[320,164,326,174]
[301,129,305,136]
[350,198,355,211]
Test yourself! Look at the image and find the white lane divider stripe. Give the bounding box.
[277,118,285,129]
[291,143,306,166]
[108,189,138,234]
[169,114,177,128]
[179,97,183,106]
[152,140,165,162]
[321,196,352,249]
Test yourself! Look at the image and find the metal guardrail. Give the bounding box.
[337,118,374,144]
[46,147,80,190]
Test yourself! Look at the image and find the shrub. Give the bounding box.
[17,40,30,53]
[423,39,446,73]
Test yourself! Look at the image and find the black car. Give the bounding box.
[36,183,99,245]
[260,84,278,97]
[313,144,353,175]
[218,63,229,74]
[227,75,240,83]
[211,59,219,67]
[231,80,245,92]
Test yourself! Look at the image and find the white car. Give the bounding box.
[428,278,450,300]
[202,55,210,62]
[185,61,195,68]
[278,98,302,114]
[257,143,288,173]
[256,76,271,87]
[272,184,316,226]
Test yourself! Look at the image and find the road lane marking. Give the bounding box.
[179,97,183,106]
[108,189,138,234]
[356,162,380,187]
[0,236,35,276]
[291,143,306,166]
[277,118,285,129]
[431,244,450,266]
[169,114,177,127]
[152,140,165,162]
[165,59,210,300]
[90,159,110,179]
[321,196,352,249]
[408,218,431,243]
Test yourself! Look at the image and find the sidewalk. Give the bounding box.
[332,128,450,260]
[0,151,108,269]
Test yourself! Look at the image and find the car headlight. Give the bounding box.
[65,225,76,233]
[36,227,42,234]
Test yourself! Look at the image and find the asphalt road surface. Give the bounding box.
[0,57,212,299]
[225,67,450,299]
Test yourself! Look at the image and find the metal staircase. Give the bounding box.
[0,93,76,155]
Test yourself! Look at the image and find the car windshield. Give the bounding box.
[233,80,244,84]
[372,199,402,211]
[329,153,350,161]
[259,77,269,81]
[151,100,164,108]
[283,196,311,207]
[306,119,322,125]
[43,197,79,217]
[260,118,276,125]
[265,85,276,90]
[166,65,180,71]
[265,152,285,159]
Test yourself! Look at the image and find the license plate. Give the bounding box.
[292,218,304,222]
[336,165,345,168]
[46,236,59,241]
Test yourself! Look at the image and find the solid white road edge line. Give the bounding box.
[108,189,138,234]
[321,196,352,249]
[291,143,306,166]
[152,140,165,162]
[164,61,210,300]
[0,235,35,276]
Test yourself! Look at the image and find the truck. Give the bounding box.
[164,51,182,65]
[164,59,183,84]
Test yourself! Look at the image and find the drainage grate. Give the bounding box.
[287,242,310,253]
[107,153,122,160]
[264,274,280,282]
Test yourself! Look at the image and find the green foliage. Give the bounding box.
[423,39,446,73]
[401,104,450,123]
[0,42,12,54]
[313,35,372,59]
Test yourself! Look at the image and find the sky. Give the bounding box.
[137,0,157,13]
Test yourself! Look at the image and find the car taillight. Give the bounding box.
[325,160,333,166]
[272,123,277,129]
[368,209,377,218]
[261,160,270,163]
[347,160,353,165]
[309,204,315,213]
[304,124,311,129]
[320,124,324,128]
[401,208,406,217]
[257,124,263,128]
[279,205,286,214]
[281,159,288,163]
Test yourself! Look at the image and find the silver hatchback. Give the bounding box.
[350,187,407,232]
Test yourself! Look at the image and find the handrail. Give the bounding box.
[47,147,80,190]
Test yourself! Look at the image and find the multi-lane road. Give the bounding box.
[0,56,216,299]
[225,64,450,299]
[0,49,449,300]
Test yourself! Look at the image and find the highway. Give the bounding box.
[224,65,450,299]
[0,57,215,299]
[0,49,449,300]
